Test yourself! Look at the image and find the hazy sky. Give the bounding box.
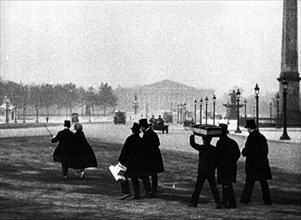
[1,1,300,97]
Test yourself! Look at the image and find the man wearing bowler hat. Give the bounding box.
[216,124,240,208]
[139,118,164,198]
[51,120,74,180]
[240,119,272,205]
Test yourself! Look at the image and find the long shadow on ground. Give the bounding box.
[0,136,300,219]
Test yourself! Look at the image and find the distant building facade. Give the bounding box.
[114,80,215,116]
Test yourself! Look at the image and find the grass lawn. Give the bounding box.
[0,136,300,219]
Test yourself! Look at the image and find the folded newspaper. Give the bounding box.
[109,162,127,181]
[191,124,222,137]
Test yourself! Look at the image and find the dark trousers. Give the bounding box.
[222,183,236,206]
[190,173,221,206]
[240,176,271,204]
[121,177,140,197]
[142,173,158,194]
[121,178,130,195]
[62,162,68,176]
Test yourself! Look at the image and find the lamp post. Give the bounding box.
[269,103,272,124]
[5,101,9,124]
[183,103,186,122]
[276,92,280,128]
[23,106,26,123]
[244,99,247,120]
[14,106,17,123]
[213,95,216,125]
[227,101,229,125]
[180,104,182,124]
[235,89,241,133]
[88,104,91,122]
[280,80,291,140]
[194,99,197,124]
[205,97,208,124]
[145,103,148,119]
[36,107,39,123]
[254,83,260,129]
[132,93,139,115]
[177,104,179,123]
[200,98,203,124]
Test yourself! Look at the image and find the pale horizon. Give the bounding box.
[1,1,300,98]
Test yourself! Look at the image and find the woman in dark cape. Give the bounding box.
[68,123,98,179]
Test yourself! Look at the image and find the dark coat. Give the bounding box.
[242,129,272,180]
[216,135,240,184]
[66,131,98,169]
[190,135,217,176]
[118,133,145,177]
[52,128,74,163]
[142,128,164,174]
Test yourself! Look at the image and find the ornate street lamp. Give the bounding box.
[200,98,203,124]
[276,92,280,128]
[254,83,260,129]
[244,99,247,120]
[194,99,197,124]
[270,103,272,124]
[280,80,291,140]
[213,95,216,125]
[235,89,241,133]
[205,97,208,124]
[132,93,139,115]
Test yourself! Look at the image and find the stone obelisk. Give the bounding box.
[277,0,301,125]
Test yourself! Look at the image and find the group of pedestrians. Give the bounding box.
[118,118,164,200]
[51,120,98,180]
[188,119,272,209]
[51,118,272,210]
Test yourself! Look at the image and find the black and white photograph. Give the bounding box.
[0,0,300,219]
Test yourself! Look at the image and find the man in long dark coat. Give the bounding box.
[240,119,272,205]
[118,122,144,199]
[139,118,164,198]
[216,124,240,208]
[51,120,74,180]
[188,134,222,209]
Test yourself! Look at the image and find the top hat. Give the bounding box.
[131,122,141,133]
[219,123,229,134]
[64,120,71,128]
[139,118,150,127]
[245,119,257,129]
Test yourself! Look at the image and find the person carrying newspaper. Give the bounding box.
[118,122,145,200]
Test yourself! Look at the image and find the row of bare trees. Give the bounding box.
[0,79,117,122]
